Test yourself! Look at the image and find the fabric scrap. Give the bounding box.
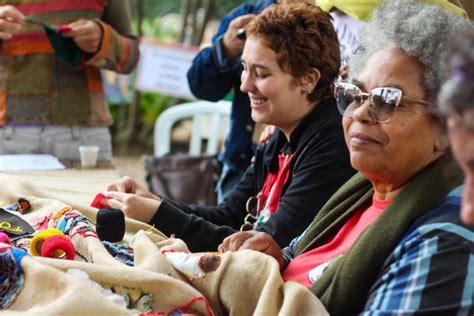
[103,241,134,266]
[43,24,84,68]
[0,246,27,308]
[0,208,34,236]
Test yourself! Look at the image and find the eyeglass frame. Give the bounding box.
[334,82,430,123]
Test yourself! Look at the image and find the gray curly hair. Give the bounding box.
[349,0,472,111]
[438,27,474,115]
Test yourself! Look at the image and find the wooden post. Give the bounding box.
[193,0,214,46]
[114,0,143,154]
[179,0,191,43]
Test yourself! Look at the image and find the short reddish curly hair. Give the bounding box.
[246,3,340,103]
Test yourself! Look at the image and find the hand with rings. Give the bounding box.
[0,5,24,40]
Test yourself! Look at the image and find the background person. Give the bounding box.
[105,3,355,252]
[220,1,474,315]
[0,1,139,161]
[439,27,474,225]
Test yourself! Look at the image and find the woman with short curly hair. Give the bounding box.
[104,3,355,253]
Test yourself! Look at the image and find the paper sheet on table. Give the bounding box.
[0,154,66,171]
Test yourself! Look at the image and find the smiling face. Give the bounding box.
[240,36,317,138]
[447,112,474,225]
[343,47,447,195]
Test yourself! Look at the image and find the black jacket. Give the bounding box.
[149,98,356,252]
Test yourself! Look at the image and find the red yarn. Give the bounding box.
[0,232,12,245]
[137,295,214,316]
[69,229,98,239]
[41,235,75,260]
[160,249,175,254]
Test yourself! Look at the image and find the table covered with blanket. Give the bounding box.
[0,172,327,315]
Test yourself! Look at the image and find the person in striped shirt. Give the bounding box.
[0,1,139,161]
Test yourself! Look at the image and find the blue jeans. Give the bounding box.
[216,162,245,204]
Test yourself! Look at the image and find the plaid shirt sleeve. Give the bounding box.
[362,216,474,316]
[281,230,307,269]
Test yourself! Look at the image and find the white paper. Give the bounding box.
[135,39,199,99]
[0,154,66,171]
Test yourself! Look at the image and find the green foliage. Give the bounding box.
[132,0,248,20]
[113,0,245,152]
[139,92,173,126]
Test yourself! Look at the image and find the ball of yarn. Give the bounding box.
[41,235,75,260]
[0,231,12,245]
[30,228,64,256]
[96,208,125,242]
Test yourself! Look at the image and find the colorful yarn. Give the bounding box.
[69,229,98,239]
[41,235,75,260]
[102,241,134,266]
[51,208,97,238]
[0,232,11,245]
[0,246,27,308]
[30,228,64,256]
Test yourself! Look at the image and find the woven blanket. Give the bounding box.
[0,173,327,315]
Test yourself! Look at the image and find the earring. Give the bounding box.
[434,137,449,151]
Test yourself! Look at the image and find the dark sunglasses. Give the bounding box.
[240,195,261,231]
[335,82,429,122]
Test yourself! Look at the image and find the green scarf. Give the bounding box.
[44,24,84,69]
[316,0,468,22]
[295,154,463,315]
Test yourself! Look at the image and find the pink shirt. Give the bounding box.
[282,195,390,287]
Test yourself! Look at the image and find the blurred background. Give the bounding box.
[109,0,241,156]
[109,0,474,180]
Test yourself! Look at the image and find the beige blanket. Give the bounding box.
[0,173,327,315]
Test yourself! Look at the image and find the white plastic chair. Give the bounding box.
[154,100,231,157]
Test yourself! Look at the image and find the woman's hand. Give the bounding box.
[0,5,24,40]
[62,19,103,53]
[218,231,284,267]
[107,176,159,200]
[102,191,161,223]
[222,14,256,59]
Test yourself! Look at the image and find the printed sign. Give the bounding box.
[135,39,199,99]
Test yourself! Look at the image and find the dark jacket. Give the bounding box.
[186,0,276,171]
[149,98,356,252]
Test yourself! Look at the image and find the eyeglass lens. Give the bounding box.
[336,84,401,122]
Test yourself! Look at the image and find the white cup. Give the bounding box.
[78,145,100,168]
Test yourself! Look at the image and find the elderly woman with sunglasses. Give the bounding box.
[104,3,355,252]
[220,1,474,315]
